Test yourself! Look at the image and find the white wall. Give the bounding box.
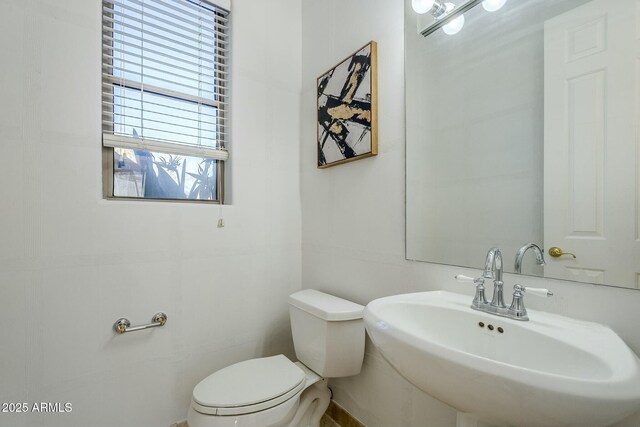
[0,0,301,426]
[300,0,640,426]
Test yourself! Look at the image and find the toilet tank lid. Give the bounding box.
[288,289,364,321]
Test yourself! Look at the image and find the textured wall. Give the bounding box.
[0,0,301,426]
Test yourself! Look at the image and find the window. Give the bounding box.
[102,0,230,202]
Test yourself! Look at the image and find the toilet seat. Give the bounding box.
[191,355,306,416]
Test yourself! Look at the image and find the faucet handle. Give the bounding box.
[509,285,553,321]
[454,274,478,284]
[455,274,486,288]
[520,285,554,298]
[455,275,488,308]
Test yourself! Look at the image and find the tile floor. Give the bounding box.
[320,413,342,427]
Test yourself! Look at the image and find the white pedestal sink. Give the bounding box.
[364,291,640,427]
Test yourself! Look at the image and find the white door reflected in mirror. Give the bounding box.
[544,0,640,288]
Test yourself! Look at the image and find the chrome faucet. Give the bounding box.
[514,243,546,274]
[482,247,506,309]
[454,247,554,321]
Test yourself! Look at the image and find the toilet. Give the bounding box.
[187,289,366,427]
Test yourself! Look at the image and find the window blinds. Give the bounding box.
[102,0,230,161]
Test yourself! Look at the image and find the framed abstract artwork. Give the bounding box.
[317,41,378,168]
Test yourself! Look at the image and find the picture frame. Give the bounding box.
[316,41,378,168]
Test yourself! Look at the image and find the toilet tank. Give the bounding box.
[288,289,365,378]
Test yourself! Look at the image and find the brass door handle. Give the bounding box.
[548,247,576,259]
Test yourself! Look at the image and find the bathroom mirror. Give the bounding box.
[405,0,640,289]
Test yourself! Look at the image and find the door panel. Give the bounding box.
[544,0,640,288]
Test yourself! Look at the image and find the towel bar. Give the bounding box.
[113,312,167,334]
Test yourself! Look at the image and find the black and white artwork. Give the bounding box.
[317,41,377,168]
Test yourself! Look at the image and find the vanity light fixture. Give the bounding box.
[482,0,507,12]
[411,0,447,16]
[441,3,465,35]
[412,0,465,35]
[417,0,507,37]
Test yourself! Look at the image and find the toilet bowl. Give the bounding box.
[187,290,365,427]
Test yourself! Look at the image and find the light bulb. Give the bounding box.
[442,3,465,35]
[482,0,507,12]
[412,0,435,14]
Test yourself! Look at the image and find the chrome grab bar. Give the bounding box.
[113,312,167,334]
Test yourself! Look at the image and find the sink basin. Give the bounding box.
[364,291,640,427]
